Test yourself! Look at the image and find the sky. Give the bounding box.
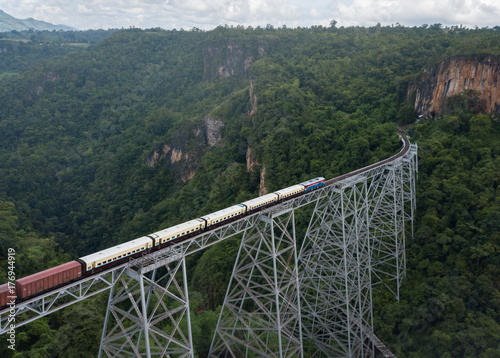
[1,0,499,31]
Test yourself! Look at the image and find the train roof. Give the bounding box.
[148,219,205,238]
[240,193,278,206]
[16,261,81,284]
[273,185,304,194]
[79,236,152,263]
[300,177,325,186]
[200,205,245,220]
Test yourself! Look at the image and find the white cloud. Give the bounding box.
[0,0,498,30]
[330,0,500,28]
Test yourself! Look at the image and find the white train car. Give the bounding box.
[240,193,279,211]
[274,185,304,200]
[79,236,153,272]
[201,205,246,227]
[149,219,205,246]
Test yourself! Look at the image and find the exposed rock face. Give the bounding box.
[204,116,224,146]
[246,147,267,195]
[146,144,189,167]
[32,71,60,98]
[203,42,265,80]
[409,56,500,117]
[248,79,257,117]
[246,147,259,172]
[259,166,267,196]
[146,116,225,182]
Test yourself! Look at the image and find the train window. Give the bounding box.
[118,255,121,258]
[88,266,91,270]
[108,259,111,262]
[113,257,116,260]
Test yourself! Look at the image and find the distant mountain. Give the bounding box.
[0,9,75,32]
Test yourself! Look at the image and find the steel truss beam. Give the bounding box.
[0,265,128,334]
[99,257,193,358]
[369,144,417,300]
[209,207,303,358]
[298,175,374,357]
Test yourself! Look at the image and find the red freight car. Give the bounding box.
[16,261,82,300]
[0,283,13,308]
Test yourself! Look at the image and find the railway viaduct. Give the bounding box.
[1,136,418,357]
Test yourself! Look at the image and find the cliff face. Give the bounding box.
[203,42,265,80]
[146,117,224,182]
[410,56,500,117]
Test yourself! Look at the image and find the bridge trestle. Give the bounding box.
[209,207,303,358]
[98,257,193,358]
[298,175,374,357]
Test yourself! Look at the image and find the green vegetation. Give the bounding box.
[0,30,115,78]
[0,24,498,357]
[376,93,500,358]
[0,9,74,32]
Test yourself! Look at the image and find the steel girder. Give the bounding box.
[369,144,418,301]
[209,207,303,358]
[98,257,194,358]
[298,175,374,358]
[0,265,128,335]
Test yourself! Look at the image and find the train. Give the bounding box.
[0,177,325,308]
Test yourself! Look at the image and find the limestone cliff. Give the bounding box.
[248,79,257,117]
[409,55,500,117]
[203,42,265,80]
[146,117,224,182]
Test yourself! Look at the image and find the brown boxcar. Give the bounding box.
[0,283,13,308]
[16,261,82,300]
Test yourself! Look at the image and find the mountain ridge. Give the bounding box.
[0,9,75,32]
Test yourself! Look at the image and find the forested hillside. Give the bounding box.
[0,10,75,32]
[0,25,499,357]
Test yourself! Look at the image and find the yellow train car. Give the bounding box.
[274,185,304,200]
[240,193,279,211]
[79,236,153,272]
[149,219,206,246]
[201,205,246,227]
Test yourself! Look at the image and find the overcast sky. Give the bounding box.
[1,0,499,31]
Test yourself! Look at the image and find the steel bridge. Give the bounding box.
[1,137,417,357]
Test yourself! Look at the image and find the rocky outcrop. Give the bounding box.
[409,55,500,117]
[246,147,267,195]
[146,144,189,167]
[204,116,224,146]
[246,147,259,173]
[248,79,257,117]
[146,116,225,182]
[259,166,267,196]
[203,42,265,80]
[31,71,60,98]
